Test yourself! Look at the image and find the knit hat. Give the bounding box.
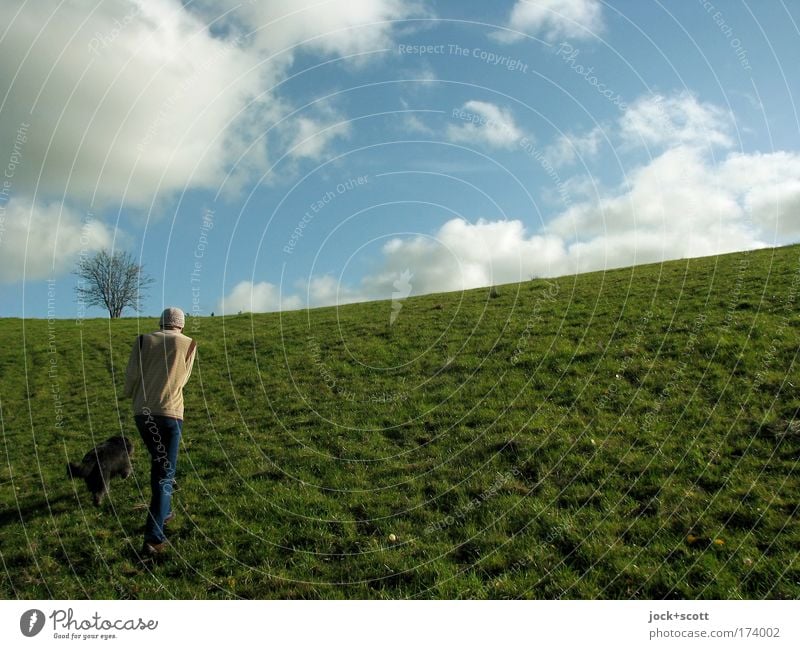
[159,307,185,330]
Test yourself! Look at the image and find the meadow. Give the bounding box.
[1,245,799,598]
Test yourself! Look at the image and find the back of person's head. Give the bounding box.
[159,307,185,330]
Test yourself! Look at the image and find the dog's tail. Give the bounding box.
[66,462,87,479]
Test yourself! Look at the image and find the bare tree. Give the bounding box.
[74,250,154,318]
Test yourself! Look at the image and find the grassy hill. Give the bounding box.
[1,245,799,599]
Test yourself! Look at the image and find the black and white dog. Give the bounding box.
[67,436,134,506]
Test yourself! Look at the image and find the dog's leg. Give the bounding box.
[99,467,113,504]
[90,468,110,506]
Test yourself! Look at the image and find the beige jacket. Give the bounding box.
[123,329,196,419]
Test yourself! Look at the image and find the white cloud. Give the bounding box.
[217,274,371,313]
[365,219,567,292]
[1,0,427,289]
[192,0,427,59]
[496,0,604,42]
[223,220,566,314]
[218,280,303,314]
[396,97,437,135]
[545,126,605,167]
[533,92,800,270]
[401,112,435,135]
[0,0,424,209]
[285,111,352,161]
[447,100,524,149]
[0,0,274,207]
[547,145,772,271]
[538,90,799,265]
[619,92,733,150]
[361,142,788,283]
[304,274,370,306]
[402,61,438,88]
[0,199,114,283]
[719,151,800,239]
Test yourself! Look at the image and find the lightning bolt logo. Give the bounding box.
[390,269,413,325]
[20,608,45,637]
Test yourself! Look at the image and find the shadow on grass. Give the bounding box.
[0,493,79,529]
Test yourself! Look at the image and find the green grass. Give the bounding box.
[1,245,799,599]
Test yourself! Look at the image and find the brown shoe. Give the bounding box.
[141,540,169,557]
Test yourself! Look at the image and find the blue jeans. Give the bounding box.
[134,413,182,543]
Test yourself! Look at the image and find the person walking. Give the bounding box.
[123,307,196,556]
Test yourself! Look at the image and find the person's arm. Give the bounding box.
[123,337,142,398]
[183,339,197,387]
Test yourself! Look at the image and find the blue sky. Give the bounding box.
[1,0,799,319]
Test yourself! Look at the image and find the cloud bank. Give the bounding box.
[220,90,800,312]
[0,0,424,284]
